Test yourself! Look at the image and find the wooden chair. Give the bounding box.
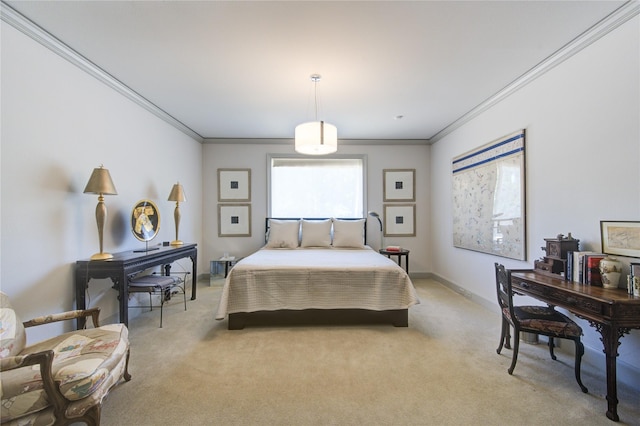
[494,263,588,393]
[0,292,130,425]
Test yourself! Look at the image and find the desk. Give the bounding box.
[75,244,197,329]
[379,249,410,273]
[510,270,640,422]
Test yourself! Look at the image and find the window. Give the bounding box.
[269,156,365,218]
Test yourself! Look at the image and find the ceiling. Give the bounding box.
[2,1,631,143]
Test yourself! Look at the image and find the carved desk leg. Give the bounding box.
[190,251,198,300]
[594,322,629,422]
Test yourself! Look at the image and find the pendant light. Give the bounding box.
[295,74,337,155]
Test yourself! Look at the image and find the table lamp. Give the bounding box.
[168,182,186,246]
[84,165,117,260]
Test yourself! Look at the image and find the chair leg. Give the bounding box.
[182,285,187,311]
[505,324,512,350]
[548,337,557,360]
[574,339,588,393]
[497,318,508,354]
[508,328,520,375]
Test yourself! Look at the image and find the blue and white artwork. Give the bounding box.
[452,130,526,260]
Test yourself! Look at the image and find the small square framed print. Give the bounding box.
[218,168,251,202]
[383,169,415,202]
[218,203,251,237]
[384,204,416,236]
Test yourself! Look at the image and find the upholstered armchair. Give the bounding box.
[0,291,131,425]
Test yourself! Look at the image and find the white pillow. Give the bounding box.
[266,219,300,248]
[301,219,332,248]
[332,218,365,248]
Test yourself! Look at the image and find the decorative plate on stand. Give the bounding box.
[131,199,160,243]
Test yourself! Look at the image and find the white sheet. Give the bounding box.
[215,246,420,320]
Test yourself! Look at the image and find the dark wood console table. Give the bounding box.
[510,270,640,422]
[75,243,197,328]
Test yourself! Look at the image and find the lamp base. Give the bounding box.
[90,252,113,261]
[170,240,183,246]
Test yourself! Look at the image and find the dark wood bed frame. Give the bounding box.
[227,218,409,329]
[229,309,408,330]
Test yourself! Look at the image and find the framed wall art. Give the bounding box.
[383,169,415,202]
[218,168,251,202]
[218,203,251,237]
[383,204,416,237]
[451,129,526,260]
[601,221,640,258]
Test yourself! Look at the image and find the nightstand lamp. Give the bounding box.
[83,165,118,260]
[368,211,384,250]
[168,182,186,246]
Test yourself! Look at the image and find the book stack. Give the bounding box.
[567,251,605,285]
[629,262,640,296]
[385,245,402,252]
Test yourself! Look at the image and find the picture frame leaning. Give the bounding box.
[218,168,251,202]
[600,220,640,258]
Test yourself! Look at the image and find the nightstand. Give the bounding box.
[210,256,242,278]
[379,248,410,273]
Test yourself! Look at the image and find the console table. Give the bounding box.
[510,270,640,422]
[75,243,197,329]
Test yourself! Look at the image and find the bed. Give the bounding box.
[215,218,420,329]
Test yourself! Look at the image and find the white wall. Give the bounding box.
[202,142,431,274]
[1,24,203,342]
[430,17,640,386]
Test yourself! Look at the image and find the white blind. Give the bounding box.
[270,157,364,218]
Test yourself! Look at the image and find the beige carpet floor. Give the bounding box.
[100,278,640,426]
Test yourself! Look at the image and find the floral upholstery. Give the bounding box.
[0,291,130,425]
[0,293,26,358]
[503,306,583,338]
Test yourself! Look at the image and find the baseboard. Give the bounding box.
[429,273,640,390]
[430,273,499,315]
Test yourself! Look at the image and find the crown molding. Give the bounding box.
[429,0,640,143]
[204,138,427,147]
[1,1,204,143]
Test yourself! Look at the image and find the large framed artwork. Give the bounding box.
[451,130,526,260]
[218,203,251,237]
[384,204,416,237]
[601,221,640,258]
[218,168,251,202]
[383,169,415,202]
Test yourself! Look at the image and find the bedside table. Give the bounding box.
[379,248,410,273]
[210,256,242,278]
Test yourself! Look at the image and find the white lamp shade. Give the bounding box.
[294,121,338,155]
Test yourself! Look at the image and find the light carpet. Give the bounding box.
[100,278,640,425]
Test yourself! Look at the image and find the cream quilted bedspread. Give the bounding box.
[215,247,420,319]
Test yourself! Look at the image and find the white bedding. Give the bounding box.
[215,246,420,320]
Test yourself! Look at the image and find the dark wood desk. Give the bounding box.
[75,244,197,328]
[510,270,640,422]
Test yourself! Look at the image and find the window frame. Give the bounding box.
[267,154,368,218]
